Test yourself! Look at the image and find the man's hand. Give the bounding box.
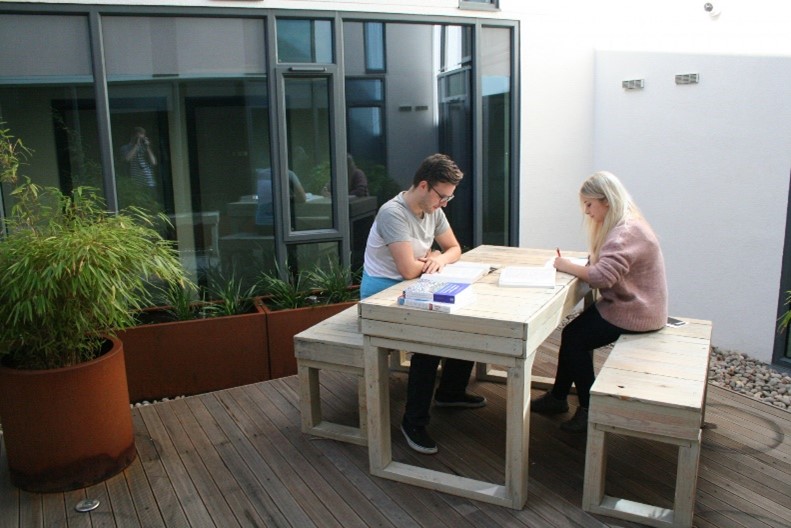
[419,249,444,274]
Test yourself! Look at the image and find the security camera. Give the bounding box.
[703,2,721,16]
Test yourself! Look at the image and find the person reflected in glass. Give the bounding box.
[360,153,485,456]
[347,154,369,198]
[120,127,157,194]
[255,167,306,232]
[321,153,369,198]
[530,171,668,433]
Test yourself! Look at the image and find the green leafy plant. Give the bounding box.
[0,124,190,370]
[305,258,360,304]
[205,268,257,316]
[778,291,791,332]
[160,281,201,321]
[257,265,315,311]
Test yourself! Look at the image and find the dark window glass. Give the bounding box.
[277,19,333,63]
[284,77,333,233]
[0,15,101,209]
[346,78,383,104]
[481,26,512,246]
[104,16,271,287]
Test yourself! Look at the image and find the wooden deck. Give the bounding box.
[2,333,790,528]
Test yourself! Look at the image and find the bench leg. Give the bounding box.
[673,433,701,528]
[388,349,410,372]
[582,423,607,511]
[357,374,368,441]
[297,359,368,446]
[298,363,321,432]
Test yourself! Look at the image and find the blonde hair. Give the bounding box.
[580,171,643,261]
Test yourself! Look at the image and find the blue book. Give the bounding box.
[431,282,473,304]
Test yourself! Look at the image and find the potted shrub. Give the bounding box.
[0,125,188,492]
[119,270,270,401]
[259,259,359,379]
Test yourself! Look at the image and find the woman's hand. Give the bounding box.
[554,256,590,282]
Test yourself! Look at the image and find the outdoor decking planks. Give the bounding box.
[1,335,790,528]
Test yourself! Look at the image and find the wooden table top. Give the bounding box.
[360,246,590,358]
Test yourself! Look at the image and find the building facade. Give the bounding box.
[0,1,516,287]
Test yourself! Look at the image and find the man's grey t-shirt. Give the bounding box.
[363,192,450,280]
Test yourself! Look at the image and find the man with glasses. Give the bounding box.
[360,153,486,455]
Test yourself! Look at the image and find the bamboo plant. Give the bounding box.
[0,124,190,370]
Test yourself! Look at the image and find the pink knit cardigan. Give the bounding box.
[587,217,668,332]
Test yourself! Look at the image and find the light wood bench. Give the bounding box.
[582,317,713,528]
[294,305,368,446]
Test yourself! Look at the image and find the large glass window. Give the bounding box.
[2,8,517,282]
[103,16,270,287]
[0,15,101,212]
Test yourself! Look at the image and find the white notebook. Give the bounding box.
[498,266,556,288]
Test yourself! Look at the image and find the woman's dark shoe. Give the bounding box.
[530,391,569,415]
[560,407,588,433]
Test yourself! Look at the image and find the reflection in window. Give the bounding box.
[346,78,385,169]
[277,19,333,63]
[0,14,101,208]
[364,22,385,72]
[284,77,333,232]
[103,16,270,288]
[287,241,340,280]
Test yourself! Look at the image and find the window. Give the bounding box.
[277,19,333,63]
[364,22,386,72]
[103,15,270,286]
[480,26,512,245]
[2,7,518,282]
[0,14,101,208]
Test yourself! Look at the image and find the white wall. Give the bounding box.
[593,52,791,363]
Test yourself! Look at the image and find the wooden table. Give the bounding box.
[360,245,589,509]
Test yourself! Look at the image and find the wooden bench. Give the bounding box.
[582,317,713,528]
[294,305,367,446]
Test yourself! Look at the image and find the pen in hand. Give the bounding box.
[556,247,562,258]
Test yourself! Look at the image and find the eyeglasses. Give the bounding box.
[428,183,455,204]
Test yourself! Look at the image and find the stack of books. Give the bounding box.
[398,279,475,313]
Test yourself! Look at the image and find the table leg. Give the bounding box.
[505,355,532,509]
[364,336,392,474]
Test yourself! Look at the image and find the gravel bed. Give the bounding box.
[131,395,186,408]
[709,348,791,411]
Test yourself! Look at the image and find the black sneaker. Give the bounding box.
[434,392,487,408]
[401,423,438,454]
[530,391,569,415]
[560,407,588,433]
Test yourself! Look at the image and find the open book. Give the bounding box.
[498,266,556,288]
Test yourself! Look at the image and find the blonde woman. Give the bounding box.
[531,171,668,432]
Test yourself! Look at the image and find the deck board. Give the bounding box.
[2,331,790,528]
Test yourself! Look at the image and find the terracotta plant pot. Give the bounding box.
[119,307,269,402]
[265,301,358,379]
[0,337,136,492]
